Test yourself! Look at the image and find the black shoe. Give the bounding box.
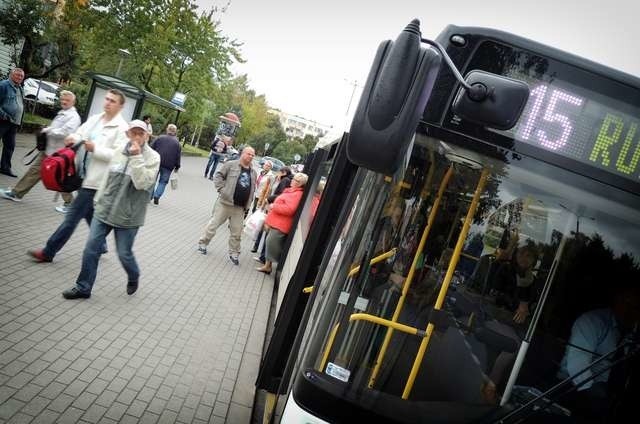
[153,197,159,205]
[62,287,90,299]
[229,255,239,266]
[0,169,17,177]
[127,281,138,295]
[250,247,258,253]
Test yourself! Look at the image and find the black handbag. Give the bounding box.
[23,131,48,165]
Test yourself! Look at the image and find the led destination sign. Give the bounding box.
[508,74,639,182]
[452,41,640,185]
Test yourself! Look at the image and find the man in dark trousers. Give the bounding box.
[0,68,25,177]
[204,134,229,179]
[151,123,181,204]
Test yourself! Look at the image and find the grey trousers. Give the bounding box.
[198,201,245,255]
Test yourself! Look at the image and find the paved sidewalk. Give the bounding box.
[0,134,273,423]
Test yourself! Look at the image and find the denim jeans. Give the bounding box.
[0,120,17,171]
[75,218,139,295]
[43,188,98,259]
[153,167,172,199]
[204,153,222,178]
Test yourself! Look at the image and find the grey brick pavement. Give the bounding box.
[0,134,273,423]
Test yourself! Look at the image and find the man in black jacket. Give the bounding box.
[151,124,181,205]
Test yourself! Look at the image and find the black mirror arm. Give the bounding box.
[420,37,489,101]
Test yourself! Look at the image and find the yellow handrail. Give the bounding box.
[402,167,489,399]
[348,248,398,278]
[316,249,397,370]
[368,165,455,388]
[304,247,397,294]
[349,313,424,337]
[318,323,340,372]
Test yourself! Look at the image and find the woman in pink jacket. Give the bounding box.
[256,173,308,274]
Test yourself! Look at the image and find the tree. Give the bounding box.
[0,0,51,74]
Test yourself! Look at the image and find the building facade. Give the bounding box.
[269,109,332,140]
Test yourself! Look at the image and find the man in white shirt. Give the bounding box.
[1,90,81,204]
[27,89,129,263]
[557,284,640,418]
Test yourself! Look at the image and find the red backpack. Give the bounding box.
[41,146,86,193]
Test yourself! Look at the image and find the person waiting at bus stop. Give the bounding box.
[256,172,308,275]
[252,166,293,262]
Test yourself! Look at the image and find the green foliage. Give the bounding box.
[181,143,209,157]
[0,0,51,73]
[245,114,287,156]
[5,0,294,153]
[23,113,50,126]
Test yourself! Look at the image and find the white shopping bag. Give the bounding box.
[243,210,266,240]
[170,173,178,190]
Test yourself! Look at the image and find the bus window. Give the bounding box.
[293,133,640,423]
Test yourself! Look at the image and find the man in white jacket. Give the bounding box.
[28,89,129,263]
[0,90,80,205]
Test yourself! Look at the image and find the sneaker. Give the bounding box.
[253,256,265,264]
[153,197,159,205]
[62,287,91,299]
[0,189,21,202]
[28,249,52,263]
[55,203,71,214]
[127,281,138,295]
[229,255,239,266]
[197,243,207,255]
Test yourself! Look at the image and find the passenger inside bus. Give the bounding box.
[476,233,539,404]
[556,283,640,422]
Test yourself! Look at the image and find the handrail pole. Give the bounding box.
[368,165,455,388]
[402,168,489,399]
[318,323,340,372]
[348,248,398,278]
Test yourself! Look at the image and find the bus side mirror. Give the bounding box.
[347,19,441,175]
[452,70,530,130]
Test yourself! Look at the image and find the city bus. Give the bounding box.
[259,19,640,423]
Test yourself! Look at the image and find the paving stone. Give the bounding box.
[47,393,74,413]
[31,408,60,424]
[13,383,43,402]
[82,404,108,424]
[0,398,26,420]
[20,395,50,417]
[57,407,84,424]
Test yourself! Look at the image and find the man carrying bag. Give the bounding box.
[0,90,81,205]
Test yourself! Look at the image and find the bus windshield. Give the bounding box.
[295,133,640,423]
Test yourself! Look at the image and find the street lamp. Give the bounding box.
[115,48,131,78]
[559,203,595,235]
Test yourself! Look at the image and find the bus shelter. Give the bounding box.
[84,73,185,121]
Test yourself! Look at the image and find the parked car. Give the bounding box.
[222,146,240,162]
[23,78,60,106]
[259,156,285,171]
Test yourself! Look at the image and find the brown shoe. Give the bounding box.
[256,266,271,275]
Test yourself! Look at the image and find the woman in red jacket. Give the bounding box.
[256,173,308,274]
